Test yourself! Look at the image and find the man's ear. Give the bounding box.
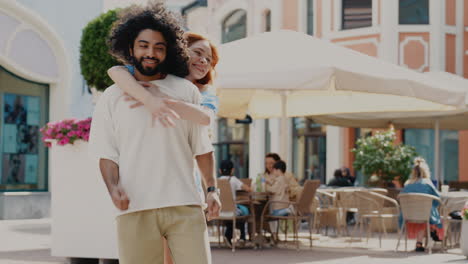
[129,45,134,57]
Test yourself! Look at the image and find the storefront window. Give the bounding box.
[0,67,49,191]
[222,9,247,43]
[404,129,458,184]
[292,118,326,184]
[215,118,249,178]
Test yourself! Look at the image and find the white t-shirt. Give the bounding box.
[89,74,213,216]
[219,176,243,200]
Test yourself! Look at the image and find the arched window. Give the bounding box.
[263,9,271,32]
[222,9,247,43]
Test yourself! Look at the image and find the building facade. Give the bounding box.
[0,0,168,219]
[1,0,467,218]
[184,0,468,185]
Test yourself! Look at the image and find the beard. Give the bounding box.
[131,56,166,76]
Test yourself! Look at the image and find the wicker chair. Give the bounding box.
[215,179,254,252]
[442,196,468,248]
[396,193,442,253]
[315,190,343,236]
[260,180,320,250]
[353,190,400,247]
[335,189,359,236]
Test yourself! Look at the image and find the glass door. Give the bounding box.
[304,135,327,184]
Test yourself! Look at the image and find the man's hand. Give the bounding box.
[206,192,221,221]
[110,185,130,211]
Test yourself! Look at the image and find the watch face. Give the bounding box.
[207,186,220,195]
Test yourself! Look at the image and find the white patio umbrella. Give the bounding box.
[311,71,468,185]
[215,30,468,164]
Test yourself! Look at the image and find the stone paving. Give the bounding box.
[0,218,466,264]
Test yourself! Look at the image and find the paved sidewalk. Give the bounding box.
[0,218,466,264]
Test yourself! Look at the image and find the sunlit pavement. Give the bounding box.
[0,219,466,264]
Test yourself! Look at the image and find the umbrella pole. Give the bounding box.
[434,119,441,188]
[280,91,288,163]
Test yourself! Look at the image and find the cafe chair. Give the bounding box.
[353,191,400,248]
[396,193,442,254]
[260,180,320,250]
[214,179,254,252]
[315,190,343,236]
[442,196,468,248]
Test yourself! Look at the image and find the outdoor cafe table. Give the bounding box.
[236,191,272,245]
[441,191,468,205]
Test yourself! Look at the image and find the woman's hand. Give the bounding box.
[124,81,180,127]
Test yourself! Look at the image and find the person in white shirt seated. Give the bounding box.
[218,160,251,246]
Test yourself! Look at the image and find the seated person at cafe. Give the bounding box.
[327,169,352,187]
[341,166,356,186]
[264,153,302,200]
[400,157,443,252]
[266,160,291,216]
[218,160,251,246]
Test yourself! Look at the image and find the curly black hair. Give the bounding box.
[108,2,189,77]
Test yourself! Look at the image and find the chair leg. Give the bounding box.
[404,222,408,252]
[380,217,387,248]
[426,223,431,254]
[232,218,236,252]
[294,217,299,251]
[396,221,406,252]
[284,220,288,242]
[360,218,364,241]
[309,215,314,248]
[366,219,371,244]
[218,220,221,248]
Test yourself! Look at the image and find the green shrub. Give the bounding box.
[80,9,121,92]
[352,129,418,186]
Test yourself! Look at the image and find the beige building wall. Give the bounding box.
[185,0,468,182]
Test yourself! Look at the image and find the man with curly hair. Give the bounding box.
[89,3,220,264]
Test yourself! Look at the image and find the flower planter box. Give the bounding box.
[462,221,468,257]
[50,140,118,259]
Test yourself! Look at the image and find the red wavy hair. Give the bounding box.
[184,32,219,85]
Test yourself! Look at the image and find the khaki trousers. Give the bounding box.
[116,205,211,264]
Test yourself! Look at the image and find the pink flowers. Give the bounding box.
[40,118,92,147]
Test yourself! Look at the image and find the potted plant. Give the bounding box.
[80,8,121,101]
[352,129,418,187]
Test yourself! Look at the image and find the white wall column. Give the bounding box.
[379,0,399,62]
[269,118,281,154]
[326,126,343,183]
[456,0,465,75]
[249,119,266,178]
[429,0,443,71]
[321,0,332,39]
[286,118,293,168]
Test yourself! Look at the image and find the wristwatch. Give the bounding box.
[206,186,220,196]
